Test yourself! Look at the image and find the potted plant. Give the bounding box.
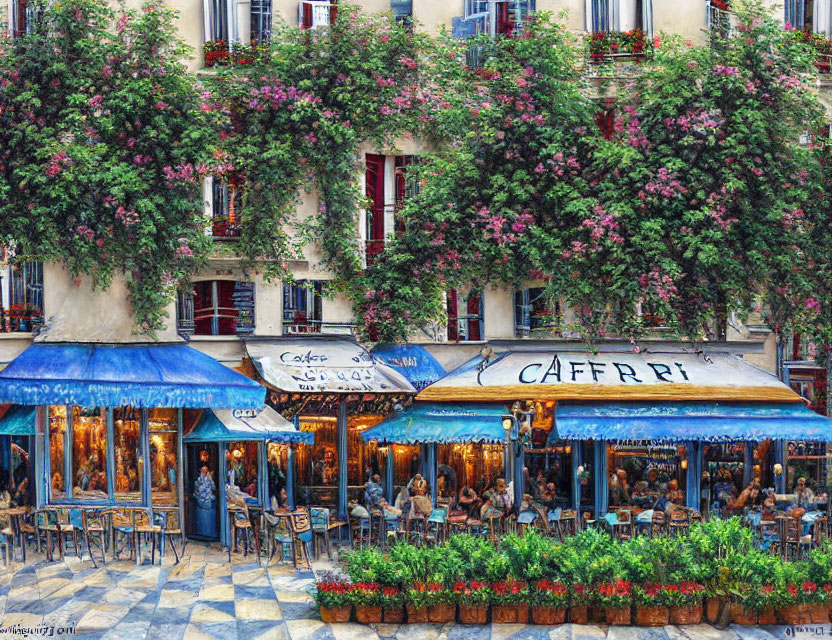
[532,579,568,625]
[744,585,779,626]
[405,582,430,623]
[426,582,456,623]
[455,581,490,625]
[634,583,671,627]
[668,582,705,625]
[380,586,404,623]
[351,582,382,624]
[595,579,632,626]
[314,579,352,623]
[570,584,591,624]
[491,580,529,623]
[777,581,819,624]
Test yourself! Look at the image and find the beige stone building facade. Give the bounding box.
[2,0,820,378]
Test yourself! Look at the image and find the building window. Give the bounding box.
[251,0,272,41]
[0,260,43,333]
[70,406,109,502]
[515,288,559,337]
[365,154,386,265]
[283,280,323,334]
[299,0,337,28]
[149,409,178,506]
[453,0,534,39]
[179,280,255,336]
[204,0,229,43]
[113,408,141,502]
[587,0,651,35]
[10,0,41,38]
[786,0,812,31]
[211,178,242,238]
[447,289,484,341]
[390,0,412,29]
[394,155,420,236]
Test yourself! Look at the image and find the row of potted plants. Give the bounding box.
[203,40,270,68]
[313,520,832,626]
[585,29,651,61]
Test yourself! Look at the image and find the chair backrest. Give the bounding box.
[310,507,330,529]
[603,512,619,526]
[36,508,58,527]
[110,508,133,529]
[164,510,181,533]
[131,508,151,528]
[69,509,83,529]
[617,509,632,523]
[290,509,312,535]
[814,517,828,543]
[82,509,107,529]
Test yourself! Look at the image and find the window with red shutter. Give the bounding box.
[365,154,386,265]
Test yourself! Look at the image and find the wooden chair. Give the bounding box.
[227,505,259,563]
[55,508,82,558]
[649,510,666,538]
[560,510,578,537]
[132,509,162,565]
[777,516,802,561]
[264,512,293,565]
[110,508,135,561]
[814,516,829,546]
[288,509,313,571]
[615,508,633,541]
[158,509,184,563]
[36,508,63,561]
[310,507,341,560]
[19,507,38,559]
[0,511,14,566]
[82,509,108,568]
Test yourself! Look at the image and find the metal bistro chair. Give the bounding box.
[615,508,633,541]
[649,510,666,538]
[426,508,447,545]
[159,508,185,562]
[0,510,14,566]
[36,508,64,562]
[82,509,108,568]
[110,508,136,561]
[227,505,259,563]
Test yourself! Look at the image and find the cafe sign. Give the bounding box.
[418,351,800,403]
[245,339,415,394]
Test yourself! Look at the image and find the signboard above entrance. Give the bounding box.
[417,351,801,403]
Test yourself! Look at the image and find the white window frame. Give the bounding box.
[586,0,652,35]
[298,0,334,28]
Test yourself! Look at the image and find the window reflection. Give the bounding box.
[114,408,140,501]
[72,406,108,501]
[226,441,258,502]
[48,406,66,499]
[150,409,178,507]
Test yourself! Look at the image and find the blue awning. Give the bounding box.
[361,403,509,444]
[370,345,446,391]
[184,407,313,444]
[0,343,265,409]
[551,402,832,443]
[0,406,35,436]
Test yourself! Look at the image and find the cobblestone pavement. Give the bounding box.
[0,544,821,639]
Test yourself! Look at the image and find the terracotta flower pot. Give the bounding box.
[705,598,722,624]
[383,607,404,623]
[810,603,829,623]
[729,603,755,626]
[532,606,566,625]
[406,605,428,623]
[320,605,351,623]
[492,604,517,623]
[514,605,529,623]
[605,607,631,626]
[779,604,812,625]
[570,605,588,624]
[669,605,702,625]
[635,605,669,627]
[757,607,777,625]
[458,604,487,624]
[428,603,456,623]
[589,606,606,623]
[355,605,382,624]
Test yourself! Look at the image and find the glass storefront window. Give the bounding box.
[226,441,259,501]
[71,406,108,501]
[267,442,289,507]
[48,406,67,499]
[149,409,178,506]
[113,408,141,502]
[607,442,685,511]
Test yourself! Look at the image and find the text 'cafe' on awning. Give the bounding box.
[365,346,832,518]
[240,338,444,519]
[0,341,266,537]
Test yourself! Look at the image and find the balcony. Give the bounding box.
[203,40,268,68]
[586,29,652,63]
[705,1,737,39]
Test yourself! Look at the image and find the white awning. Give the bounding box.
[417,350,801,403]
[245,338,415,394]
